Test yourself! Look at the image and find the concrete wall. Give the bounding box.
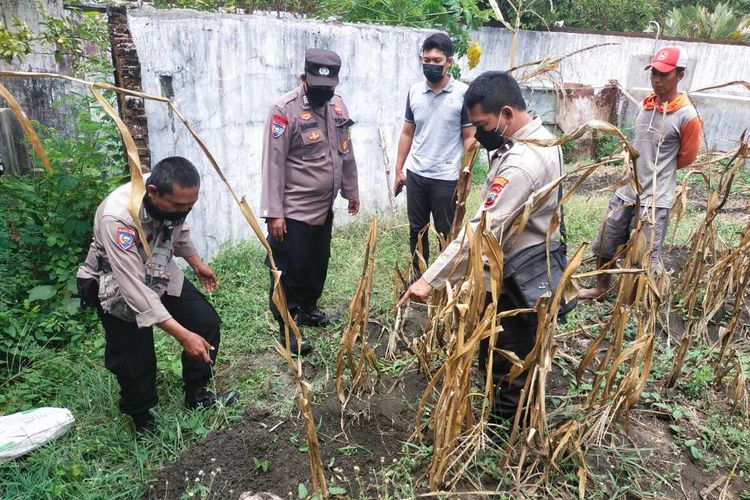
[128,9,432,259]
[127,8,750,259]
[0,0,85,173]
[0,0,84,130]
[466,28,750,151]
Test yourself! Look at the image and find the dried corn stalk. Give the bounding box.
[679,140,749,318]
[450,141,481,240]
[336,217,379,404]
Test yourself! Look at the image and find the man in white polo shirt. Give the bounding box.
[393,33,476,275]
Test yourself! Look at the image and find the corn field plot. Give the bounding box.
[148,160,750,499]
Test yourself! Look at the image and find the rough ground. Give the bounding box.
[150,324,428,499]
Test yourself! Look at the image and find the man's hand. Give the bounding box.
[194,262,219,292]
[181,331,214,364]
[185,255,219,292]
[348,199,360,215]
[267,218,287,241]
[393,170,406,195]
[397,277,434,307]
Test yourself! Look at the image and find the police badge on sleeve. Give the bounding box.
[116,227,137,251]
[271,113,288,138]
[484,176,510,208]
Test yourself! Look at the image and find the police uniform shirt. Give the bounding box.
[77,180,198,328]
[260,86,359,225]
[422,117,563,290]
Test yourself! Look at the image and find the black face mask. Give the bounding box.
[306,86,335,107]
[474,127,509,152]
[422,63,446,83]
[143,194,191,223]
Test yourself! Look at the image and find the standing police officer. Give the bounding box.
[77,157,239,434]
[399,72,564,421]
[261,49,360,355]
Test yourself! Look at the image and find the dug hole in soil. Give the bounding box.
[149,319,429,499]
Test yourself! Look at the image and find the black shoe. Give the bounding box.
[295,308,332,327]
[131,411,156,435]
[279,332,313,356]
[185,388,241,410]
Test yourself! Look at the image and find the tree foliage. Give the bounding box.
[665,3,750,41]
[0,96,125,361]
[0,7,110,76]
[312,0,491,57]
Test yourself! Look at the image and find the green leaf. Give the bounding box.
[298,483,308,499]
[329,486,347,496]
[28,285,57,302]
[62,297,80,314]
[669,424,683,434]
[684,439,697,447]
[690,446,703,459]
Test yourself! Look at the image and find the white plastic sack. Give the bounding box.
[0,407,75,462]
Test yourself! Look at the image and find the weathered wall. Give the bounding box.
[0,0,85,173]
[0,0,83,130]
[108,6,151,168]
[466,28,750,151]
[128,9,430,259]
[127,8,750,259]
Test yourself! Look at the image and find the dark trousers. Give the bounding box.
[267,213,333,324]
[406,171,457,272]
[92,279,220,417]
[479,290,538,419]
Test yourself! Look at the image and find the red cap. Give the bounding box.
[645,46,685,73]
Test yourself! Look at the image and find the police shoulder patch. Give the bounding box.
[115,226,137,251]
[271,113,288,138]
[484,176,510,208]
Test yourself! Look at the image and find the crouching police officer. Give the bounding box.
[77,157,239,434]
[399,72,568,422]
[261,48,360,356]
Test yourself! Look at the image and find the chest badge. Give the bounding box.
[308,131,321,141]
[334,105,344,116]
[341,139,349,152]
[116,227,137,251]
[299,111,312,120]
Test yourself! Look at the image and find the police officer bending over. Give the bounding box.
[77,157,239,434]
[399,72,567,421]
[261,49,360,356]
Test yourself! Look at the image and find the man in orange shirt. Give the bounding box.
[580,46,702,300]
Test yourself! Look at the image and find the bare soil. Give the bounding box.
[149,325,428,499]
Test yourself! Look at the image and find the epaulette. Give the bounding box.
[273,87,303,109]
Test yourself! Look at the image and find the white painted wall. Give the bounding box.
[127,8,750,259]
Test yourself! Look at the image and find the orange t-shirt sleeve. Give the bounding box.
[677,116,703,169]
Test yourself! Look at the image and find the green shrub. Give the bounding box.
[0,95,126,363]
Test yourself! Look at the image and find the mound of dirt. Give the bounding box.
[149,359,428,499]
